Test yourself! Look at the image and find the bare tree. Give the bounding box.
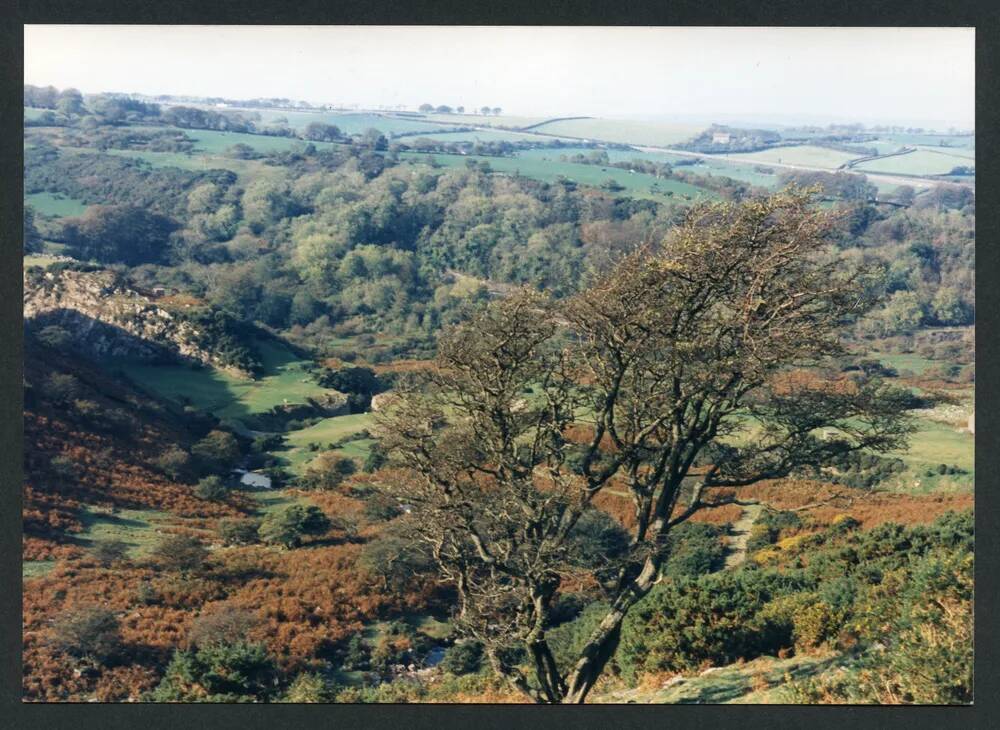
[374,189,912,703]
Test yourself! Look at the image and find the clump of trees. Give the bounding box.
[374,189,913,703]
[258,505,331,548]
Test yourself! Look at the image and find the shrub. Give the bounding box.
[151,534,209,573]
[34,324,73,349]
[258,505,331,548]
[91,539,129,567]
[280,672,334,702]
[191,430,241,473]
[357,527,434,591]
[440,640,484,676]
[662,522,726,578]
[297,452,357,491]
[41,372,80,404]
[155,447,192,481]
[793,601,837,650]
[218,518,260,546]
[617,569,807,683]
[188,606,260,649]
[49,606,122,664]
[340,633,370,671]
[48,454,76,480]
[194,475,228,501]
[362,494,402,522]
[151,641,278,702]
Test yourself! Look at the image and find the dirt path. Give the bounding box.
[723,501,764,569]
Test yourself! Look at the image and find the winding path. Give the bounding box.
[722,501,764,570]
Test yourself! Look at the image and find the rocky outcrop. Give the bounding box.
[23,267,250,377]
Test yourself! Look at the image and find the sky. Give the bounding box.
[24,26,975,129]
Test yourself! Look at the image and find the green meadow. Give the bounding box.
[722,145,859,170]
[25,191,88,217]
[119,339,333,424]
[281,413,375,472]
[855,149,974,176]
[402,152,713,202]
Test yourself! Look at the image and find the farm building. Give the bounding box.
[712,132,732,145]
[232,469,273,489]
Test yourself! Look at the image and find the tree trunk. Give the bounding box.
[560,552,662,703]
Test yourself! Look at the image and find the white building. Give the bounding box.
[232,469,273,489]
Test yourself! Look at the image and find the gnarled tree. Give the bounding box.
[374,189,913,703]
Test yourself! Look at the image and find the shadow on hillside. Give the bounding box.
[27,308,256,423]
[672,653,843,704]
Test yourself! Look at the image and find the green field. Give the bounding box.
[119,339,334,425]
[873,133,974,150]
[855,149,974,176]
[24,253,67,268]
[722,145,860,170]
[524,118,707,147]
[281,413,375,472]
[25,191,88,217]
[76,506,174,558]
[402,152,712,202]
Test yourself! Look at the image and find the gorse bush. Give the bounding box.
[617,510,973,690]
[151,641,278,702]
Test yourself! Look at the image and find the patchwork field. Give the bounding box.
[525,118,707,147]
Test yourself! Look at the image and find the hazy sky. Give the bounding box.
[24,26,975,128]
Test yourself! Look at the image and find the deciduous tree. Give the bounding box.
[375,189,912,703]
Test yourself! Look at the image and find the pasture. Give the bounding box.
[721,145,860,170]
[855,149,974,176]
[75,506,174,558]
[872,132,974,150]
[401,152,712,202]
[281,413,375,473]
[524,118,707,147]
[119,339,334,424]
[25,191,88,217]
